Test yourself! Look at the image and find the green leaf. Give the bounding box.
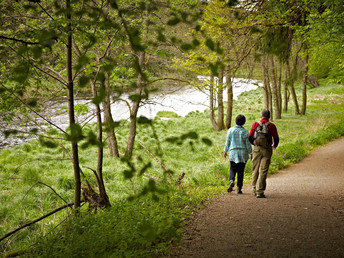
[181,44,193,51]
[78,75,90,88]
[181,131,198,140]
[192,39,200,47]
[4,129,18,138]
[104,121,120,132]
[167,17,180,26]
[129,94,141,102]
[148,179,156,191]
[226,0,239,7]
[165,136,179,143]
[75,104,88,116]
[205,38,215,51]
[216,43,224,55]
[139,162,152,175]
[102,63,115,72]
[201,137,213,146]
[157,31,166,42]
[30,128,39,134]
[123,170,134,179]
[32,46,42,59]
[92,87,106,105]
[27,98,37,107]
[39,136,58,149]
[68,123,84,142]
[152,194,159,202]
[209,63,218,76]
[137,116,152,124]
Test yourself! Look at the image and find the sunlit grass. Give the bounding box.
[0,82,343,256]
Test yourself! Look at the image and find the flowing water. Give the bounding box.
[0,78,261,149]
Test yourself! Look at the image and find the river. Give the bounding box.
[0,78,261,149]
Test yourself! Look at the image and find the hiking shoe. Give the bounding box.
[227,181,234,193]
[237,189,243,194]
[256,194,266,198]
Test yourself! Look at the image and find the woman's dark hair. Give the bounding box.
[236,114,246,126]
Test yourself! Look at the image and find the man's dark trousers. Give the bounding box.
[229,161,246,188]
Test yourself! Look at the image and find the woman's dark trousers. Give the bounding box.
[229,161,246,189]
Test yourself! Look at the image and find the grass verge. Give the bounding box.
[0,82,343,256]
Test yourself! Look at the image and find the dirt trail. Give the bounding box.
[170,137,344,257]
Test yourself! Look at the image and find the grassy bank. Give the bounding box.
[1,82,344,256]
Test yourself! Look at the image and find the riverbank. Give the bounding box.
[1,82,344,256]
[0,78,259,149]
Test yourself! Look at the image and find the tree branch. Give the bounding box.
[0,35,39,45]
[0,202,74,243]
[148,77,191,85]
[0,84,68,135]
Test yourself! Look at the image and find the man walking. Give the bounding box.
[224,114,252,194]
[249,109,279,198]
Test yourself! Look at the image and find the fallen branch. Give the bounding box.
[138,141,170,174]
[142,173,162,182]
[176,173,185,186]
[0,203,74,243]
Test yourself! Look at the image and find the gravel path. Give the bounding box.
[170,137,344,257]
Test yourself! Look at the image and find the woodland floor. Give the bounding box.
[169,137,344,257]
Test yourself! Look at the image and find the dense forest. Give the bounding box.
[1,0,344,256]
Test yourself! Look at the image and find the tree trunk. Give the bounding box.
[66,0,81,209]
[225,66,233,129]
[277,61,283,114]
[301,48,309,115]
[209,75,219,130]
[269,56,281,119]
[283,60,290,112]
[261,57,270,110]
[103,74,119,157]
[290,54,300,115]
[92,82,111,208]
[308,74,319,88]
[217,69,224,130]
[125,51,145,157]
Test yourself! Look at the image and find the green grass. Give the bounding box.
[1,82,344,256]
[156,110,179,118]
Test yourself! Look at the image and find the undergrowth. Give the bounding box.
[0,82,343,256]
